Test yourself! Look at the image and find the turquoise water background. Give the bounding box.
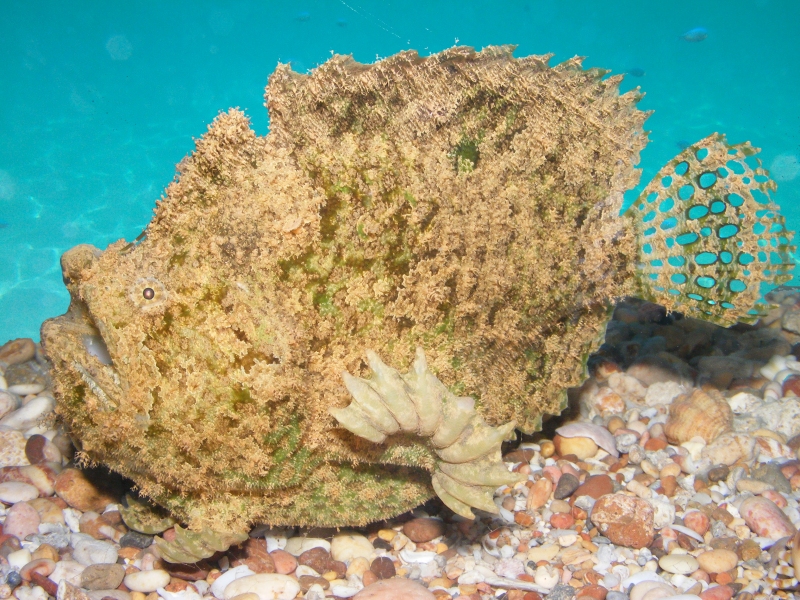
[1,0,798,343]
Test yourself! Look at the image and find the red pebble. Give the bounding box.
[760,489,788,508]
[542,466,562,484]
[576,584,608,600]
[549,513,575,529]
[699,585,734,600]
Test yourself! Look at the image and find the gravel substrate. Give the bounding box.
[4,292,800,600]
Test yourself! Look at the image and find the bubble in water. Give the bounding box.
[770,153,800,182]
[0,170,16,200]
[106,35,133,60]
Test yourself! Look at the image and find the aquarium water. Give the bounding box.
[0,0,798,343]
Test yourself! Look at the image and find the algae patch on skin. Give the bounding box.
[40,46,793,542]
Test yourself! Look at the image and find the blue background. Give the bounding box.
[1,0,798,343]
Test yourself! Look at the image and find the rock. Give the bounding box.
[119,531,153,549]
[544,584,576,600]
[527,477,553,510]
[697,549,738,574]
[527,544,560,563]
[553,473,580,500]
[576,584,608,600]
[553,435,597,460]
[0,396,55,431]
[222,573,301,600]
[590,388,626,417]
[56,581,91,600]
[25,435,62,465]
[644,381,686,407]
[269,549,297,575]
[369,557,396,579]
[629,581,677,600]
[329,533,374,562]
[627,353,692,386]
[573,475,613,499]
[703,433,755,466]
[79,511,123,542]
[751,462,793,493]
[0,428,29,467]
[0,391,20,420]
[80,564,125,591]
[402,518,445,543]
[283,537,330,556]
[123,569,170,593]
[0,481,39,503]
[297,546,334,575]
[54,469,117,512]
[231,538,275,574]
[0,464,58,496]
[353,578,435,599]
[683,510,710,536]
[72,538,118,566]
[707,465,729,482]
[699,585,734,600]
[3,501,40,539]
[736,478,774,494]
[658,553,699,575]
[590,494,654,549]
[0,339,36,366]
[739,496,796,540]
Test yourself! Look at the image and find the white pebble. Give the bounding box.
[283,536,330,556]
[0,390,19,419]
[0,481,38,503]
[222,574,301,600]
[533,565,559,589]
[210,565,255,599]
[6,548,31,569]
[8,383,44,396]
[658,553,699,575]
[72,538,118,566]
[124,569,171,593]
[0,396,54,431]
[294,566,320,578]
[330,533,374,562]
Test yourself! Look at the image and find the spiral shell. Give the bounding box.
[664,388,733,445]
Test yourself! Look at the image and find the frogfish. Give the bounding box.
[40,46,794,562]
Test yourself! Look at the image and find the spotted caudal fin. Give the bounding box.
[628,133,795,326]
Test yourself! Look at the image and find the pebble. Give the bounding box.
[123,569,171,593]
[402,518,445,543]
[0,391,20,420]
[369,557,396,579]
[553,473,580,499]
[0,481,39,503]
[658,553,699,575]
[527,477,553,509]
[119,531,153,549]
[739,495,797,539]
[0,427,29,467]
[3,500,41,539]
[0,396,55,431]
[696,549,738,574]
[72,538,118,566]
[80,564,125,590]
[54,469,117,512]
[330,533,374,562]
[269,549,297,574]
[590,494,654,548]
[283,537,330,556]
[222,573,301,600]
[353,578,435,599]
[0,339,36,366]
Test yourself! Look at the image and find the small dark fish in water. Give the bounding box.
[296,11,310,21]
[0,220,8,229]
[626,67,646,78]
[680,27,708,42]
[677,140,692,150]
[336,18,347,27]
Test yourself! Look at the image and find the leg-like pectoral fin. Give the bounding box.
[332,347,520,520]
[438,455,525,487]
[329,405,387,443]
[433,471,498,514]
[155,528,249,564]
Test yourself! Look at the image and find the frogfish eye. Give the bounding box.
[129,277,168,311]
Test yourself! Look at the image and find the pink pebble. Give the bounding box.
[559,463,579,478]
[699,584,734,600]
[740,496,797,540]
[550,513,575,529]
[683,510,710,536]
[269,549,297,574]
[639,431,650,447]
[760,489,788,508]
[542,466,562,484]
[2,501,40,539]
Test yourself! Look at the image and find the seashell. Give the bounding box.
[555,422,619,458]
[760,354,788,380]
[664,388,732,445]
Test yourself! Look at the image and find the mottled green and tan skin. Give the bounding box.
[40,46,793,555]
